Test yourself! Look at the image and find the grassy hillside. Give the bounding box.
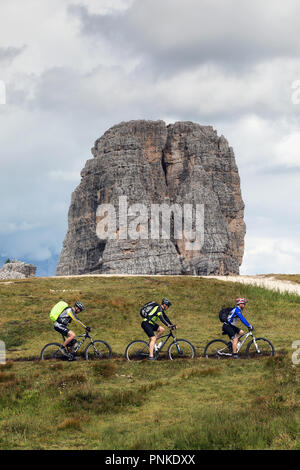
[0,275,299,450]
[268,274,300,284]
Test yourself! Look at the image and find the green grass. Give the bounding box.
[0,275,299,450]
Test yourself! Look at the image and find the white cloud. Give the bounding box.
[48,170,81,182]
[275,132,300,167]
[0,0,128,83]
[73,0,300,70]
[241,236,300,274]
[0,221,42,235]
[70,0,134,15]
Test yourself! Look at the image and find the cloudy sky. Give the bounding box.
[1,0,300,275]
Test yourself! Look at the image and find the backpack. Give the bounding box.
[140,301,159,319]
[219,306,234,323]
[49,301,69,322]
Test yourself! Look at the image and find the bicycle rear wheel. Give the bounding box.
[246,338,275,358]
[85,340,112,360]
[204,339,231,359]
[168,339,195,360]
[125,340,150,361]
[40,342,65,360]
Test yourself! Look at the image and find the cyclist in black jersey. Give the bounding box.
[141,298,176,360]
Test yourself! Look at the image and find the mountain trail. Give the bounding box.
[203,274,300,295]
[52,273,300,295]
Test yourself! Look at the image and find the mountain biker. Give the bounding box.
[141,298,176,360]
[222,298,254,359]
[53,301,90,358]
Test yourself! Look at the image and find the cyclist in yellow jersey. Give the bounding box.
[53,301,90,355]
[141,298,176,360]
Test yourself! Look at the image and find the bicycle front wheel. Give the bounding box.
[125,340,150,361]
[168,339,195,360]
[204,339,231,359]
[40,342,65,360]
[246,338,275,358]
[85,340,112,360]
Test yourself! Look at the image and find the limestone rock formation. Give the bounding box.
[56,120,245,276]
[0,259,37,280]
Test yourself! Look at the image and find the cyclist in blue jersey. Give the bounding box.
[222,298,254,359]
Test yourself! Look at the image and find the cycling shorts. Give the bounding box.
[222,323,241,340]
[141,321,159,338]
[54,322,70,337]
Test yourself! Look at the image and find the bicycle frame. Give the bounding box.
[237,331,263,353]
[236,331,253,352]
[153,329,177,353]
[219,331,259,356]
[61,331,95,352]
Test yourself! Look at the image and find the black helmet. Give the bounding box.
[74,301,85,312]
[162,298,172,307]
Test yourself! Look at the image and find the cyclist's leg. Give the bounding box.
[54,323,74,349]
[141,321,157,358]
[63,330,76,348]
[149,324,162,356]
[230,326,242,353]
[155,325,164,341]
[222,323,238,353]
[148,336,156,358]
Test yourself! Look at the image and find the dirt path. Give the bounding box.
[54,273,300,295]
[3,273,299,296]
[203,275,300,295]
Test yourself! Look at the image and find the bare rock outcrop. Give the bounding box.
[0,259,37,280]
[56,120,245,276]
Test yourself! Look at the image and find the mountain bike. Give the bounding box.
[125,327,196,361]
[203,329,275,359]
[40,329,112,361]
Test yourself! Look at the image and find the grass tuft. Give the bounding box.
[57,418,82,431]
[92,361,118,378]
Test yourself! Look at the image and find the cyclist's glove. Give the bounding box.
[248,325,254,331]
[86,326,91,332]
[170,324,176,330]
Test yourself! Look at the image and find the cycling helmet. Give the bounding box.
[74,301,85,312]
[162,298,172,307]
[235,298,248,305]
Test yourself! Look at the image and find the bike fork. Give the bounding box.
[253,339,261,354]
[175,342,183,355]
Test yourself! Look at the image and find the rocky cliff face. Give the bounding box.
[0,259,37,279]
[56,120,245,276]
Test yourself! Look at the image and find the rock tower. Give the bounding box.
[56,120,245,275]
